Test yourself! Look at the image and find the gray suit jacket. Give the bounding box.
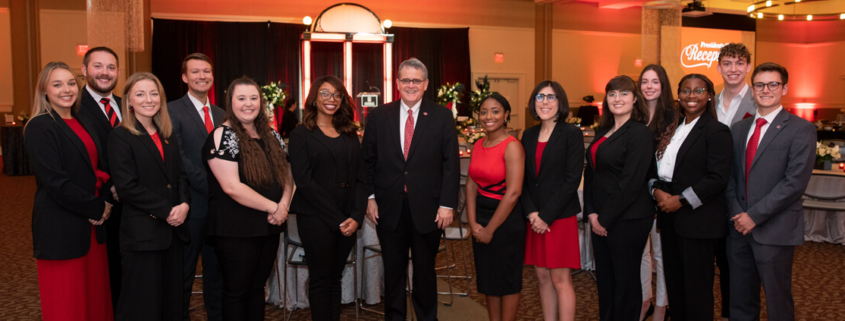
[168,94,226,219]
[725,108,816,246]
[717,87,757,127]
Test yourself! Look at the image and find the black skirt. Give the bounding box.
[472,194,526,296]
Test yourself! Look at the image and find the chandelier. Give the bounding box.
[747,0,845,21]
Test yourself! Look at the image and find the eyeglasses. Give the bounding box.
[752,81,783,92]
[398,78,424,85]
[535,94,558,102]
[319,91,344,101]
[679,88,707,97]
[607,90,631,98]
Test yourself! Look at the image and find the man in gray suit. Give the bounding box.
[714,42,756,321]
[168,53,226,321]
[725,62,816,321]
[716,43,757,127]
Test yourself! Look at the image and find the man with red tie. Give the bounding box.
[724,62,816,321]
[167,53,226,321]
[363,58,460,321]
[78,46,123,312]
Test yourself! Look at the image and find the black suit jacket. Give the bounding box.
[583,119,655,229]
[108,124,191,252]
[25,110,110,260]
[167,94,225,220]
[362,99,460,234]
[288,125,370,229]
[652,112,732,239]
[79,86,122,166]
[521,122,585,225]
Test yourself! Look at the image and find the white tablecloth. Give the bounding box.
[803,170,845,244]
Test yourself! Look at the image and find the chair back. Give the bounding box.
[286,214,301,244]
[806,173,845,199]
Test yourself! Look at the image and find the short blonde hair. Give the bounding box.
[120,72,172,138]
[30,62,82,119]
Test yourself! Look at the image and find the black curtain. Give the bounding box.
[391,27,472,115]
[352,43,383,121]
[151,19,219,105]
[268,23,305,124]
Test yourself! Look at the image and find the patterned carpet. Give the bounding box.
[1,171,844,320]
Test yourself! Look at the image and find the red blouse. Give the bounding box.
[150,132,164,162]
[63,118,108,197]
[535,142,547,176]
[590,136,607,168]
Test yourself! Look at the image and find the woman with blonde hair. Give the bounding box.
[108,72,191,320]
[25,61,115,320]
[204,76,293,320]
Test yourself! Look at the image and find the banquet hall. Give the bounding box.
[1,0,845,320]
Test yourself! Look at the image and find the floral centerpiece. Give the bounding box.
[455,117,485,145]
[437,82,464,120]
[17,112,30,125]
[565,116,582,126]
[816,141,841,170]
[261,81,287,129]
[469,75,491,115]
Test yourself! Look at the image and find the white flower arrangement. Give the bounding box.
[261,81,288,129]
[816,141,841,164]
[466,132,486,145]
[436,82,464,120]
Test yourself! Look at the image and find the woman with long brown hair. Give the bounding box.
[25,61,114,320]
[288,75,369,320]
[108,72,191,320]
[584,75,655,321]
[203,76,293,321]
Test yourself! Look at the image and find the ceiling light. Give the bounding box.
[778,14,784,20]
[303,16,312,25]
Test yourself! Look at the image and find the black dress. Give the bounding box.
[202,125,286,320]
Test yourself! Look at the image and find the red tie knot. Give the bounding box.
[756,118,767,127]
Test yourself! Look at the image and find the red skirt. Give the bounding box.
[37,226,113,321]
[524,216,581,269]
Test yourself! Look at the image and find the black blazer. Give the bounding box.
[108,124,191,252]
[168,94,225,219]
[25,110,110,260]
[79,86,122,166]
[583,119,655,230]
[652,112,732,239]
[521,122,585,225]
[362,99,460,234]
[288,125,370,229]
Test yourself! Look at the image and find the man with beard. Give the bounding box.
[78,46,123,312]
[362,58,460,321]
[167,53,225,321]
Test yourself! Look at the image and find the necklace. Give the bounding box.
[316,121,331,127]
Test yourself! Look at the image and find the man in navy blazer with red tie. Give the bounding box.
[724,62,816,321]
[363,58,460,321]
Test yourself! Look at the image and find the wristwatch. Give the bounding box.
[678,194,690,207]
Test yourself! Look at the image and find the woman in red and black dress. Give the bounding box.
[466,93,526,321]
[25,62,114,320]
[521,81,583,321]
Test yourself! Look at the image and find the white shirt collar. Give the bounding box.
[85,85,115,104]
[754,105,783,125]
[400,99,422,114]
[187,92,210,112]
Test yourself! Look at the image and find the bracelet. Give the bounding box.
[270,203,280,215]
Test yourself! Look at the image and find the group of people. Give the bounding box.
[25,42,814,321]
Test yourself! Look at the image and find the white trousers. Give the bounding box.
[640,220,667,306]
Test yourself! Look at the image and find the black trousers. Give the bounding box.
[214,234,280,321]
[376,194,442,321]
[106,205,122,312]
[116,232,184,321]
[182,216,223,321]
[298,214,357,321]
[716,235,730,318]
[591,216,653,321]
[660,219,718,321]
[727,228,796,321]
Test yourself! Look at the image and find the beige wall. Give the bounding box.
[552,29,642,107]
[757,40,845,110]
[0,8,12,111]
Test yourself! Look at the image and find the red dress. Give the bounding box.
[524,141,582,269]
[469,136,526,295]
[36,118,113,321]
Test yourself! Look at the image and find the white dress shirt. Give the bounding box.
[657,116,700,182]
[746,106,783,147]
[716,83,749,126]
[399,99,421,150]
[85,85,121,121]
[187,92,213,125]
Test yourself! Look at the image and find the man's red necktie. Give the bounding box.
[101,98,119,128]
[203,106,214,133]
[403,109,415,192]
[745,118,768,194]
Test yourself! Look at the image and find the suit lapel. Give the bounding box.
[538,123,565,176]
[81,87,113,133]
[181,95,208,136]
[135,122,170,181]
[407,102,432,160]
[736,117,753,183]
[53,110,94,170]
[387,103,403,159]
[311,128,340,161]
[524,127,539,179]
[751,109,790,170]
[673,113,707,175]
[77,115,105,170]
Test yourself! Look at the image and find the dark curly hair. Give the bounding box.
[302,75,358,137]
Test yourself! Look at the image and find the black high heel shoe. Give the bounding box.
[642,302,655,321]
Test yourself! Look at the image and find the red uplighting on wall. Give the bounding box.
[495,53,504,63]
[596,101,603,116]
[792,103,817,122]
[77,45,89,56]
[795,103,816,109]
[634,58,642,67]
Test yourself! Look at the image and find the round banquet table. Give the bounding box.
[803,169,845,245]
